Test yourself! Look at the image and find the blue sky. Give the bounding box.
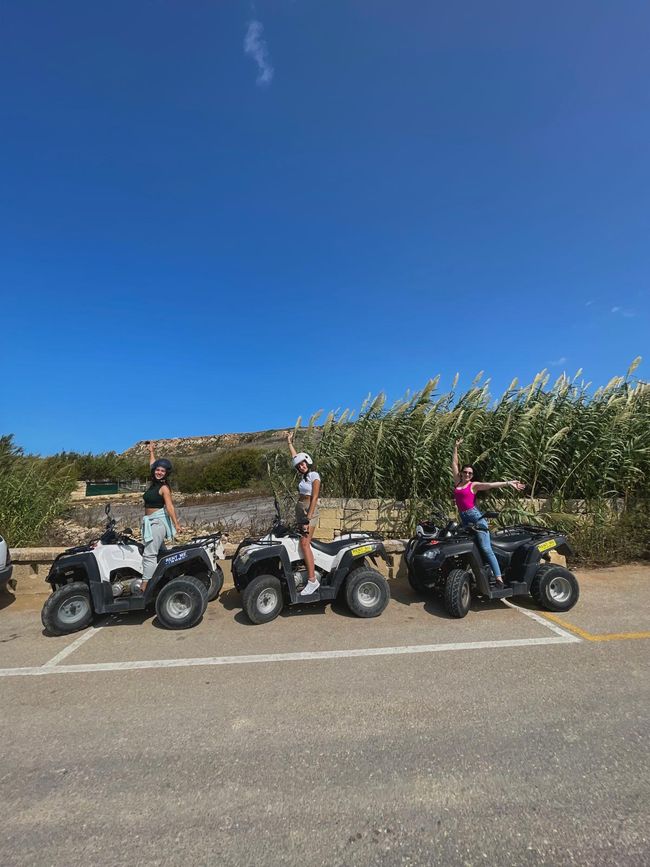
[1,1,648,455]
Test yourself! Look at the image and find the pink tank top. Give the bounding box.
[454,483,476,512]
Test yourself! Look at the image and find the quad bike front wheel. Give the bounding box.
[530,564,579,612]
[345,568,390,618]
[41,582,94,636]
[155,575,208,630]
[207,565,225,603]
[242,574,284,624]
[444,569,472,618]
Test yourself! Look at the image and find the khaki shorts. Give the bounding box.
[296,497,319,529]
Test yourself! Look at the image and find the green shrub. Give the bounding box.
[53,450,150,482]
[0,436,77,546]
[176,448,267,493]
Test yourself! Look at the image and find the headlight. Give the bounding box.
[423,549,440,559]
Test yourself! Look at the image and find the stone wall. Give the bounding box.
[314,498,410,540]
[8,548,66,595]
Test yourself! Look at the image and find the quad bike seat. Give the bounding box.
[311,538,364,556]
[490,537,527,552]
[156,540,204,560]
[490,533,532,553]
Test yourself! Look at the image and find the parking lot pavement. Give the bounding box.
[49,588,564,668]
[0,602,95,669]
[0,573,569,674]
[529,563,650,639]
[0,567,648,866]
[1,633,648,865]
[1,565,648,675]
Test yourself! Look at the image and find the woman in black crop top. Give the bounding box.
[138,441,182,592]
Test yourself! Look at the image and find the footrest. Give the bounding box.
[294,589,322,604]
[487,586,514,600]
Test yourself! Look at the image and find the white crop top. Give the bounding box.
[298,471,321,496]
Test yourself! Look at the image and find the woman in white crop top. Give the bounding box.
[287,431,322,596]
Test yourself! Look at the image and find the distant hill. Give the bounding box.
[123,429,292,459]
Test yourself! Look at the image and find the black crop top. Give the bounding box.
[143,481,165,509]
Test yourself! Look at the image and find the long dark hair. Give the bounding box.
[302,459,318,478]
[457,464,477,485]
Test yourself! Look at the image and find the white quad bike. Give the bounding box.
[41,505,226,635]
[232,502,391,624]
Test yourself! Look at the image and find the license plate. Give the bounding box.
[537,539,557,552]
[351,545,374,556]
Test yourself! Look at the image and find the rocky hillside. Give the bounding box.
[123,429,291,458]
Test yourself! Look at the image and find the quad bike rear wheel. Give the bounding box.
[41,582,94,636]
[444,568,472,618]
[345,568,390,618]
[155,575,208,629]
[242,574,284,624]
[530,564,579,612]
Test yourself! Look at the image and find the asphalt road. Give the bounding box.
[1,566,648,866]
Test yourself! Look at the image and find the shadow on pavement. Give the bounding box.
[0,589,16,611]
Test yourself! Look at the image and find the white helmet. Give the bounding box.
[292,452,313,468]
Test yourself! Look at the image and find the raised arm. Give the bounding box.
[473,479,525,493]
[147,440,156,467]
[286,431,298,459]
[452,438,462,485]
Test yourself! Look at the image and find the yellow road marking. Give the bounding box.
[541,613,650,642]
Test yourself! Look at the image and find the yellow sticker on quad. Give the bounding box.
[351,544,374,556]
[538,539,557,552]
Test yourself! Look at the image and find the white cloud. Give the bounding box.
[244,20,274,86]
[611,306,636,317]
[549,356,567,366]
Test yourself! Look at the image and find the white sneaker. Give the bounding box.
[300,579,320,596]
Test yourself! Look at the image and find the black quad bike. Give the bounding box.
[41,505,226,635]
[404,509,579,618]
[231,501,391,624]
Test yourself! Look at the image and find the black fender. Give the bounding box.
[231,544,293,593]
[520,534,573,588]
[145,547,215,601]
[329,541,390,595]
[44,552,112,614]
[414,539,489,594]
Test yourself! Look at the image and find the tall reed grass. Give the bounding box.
[285,360,649,559]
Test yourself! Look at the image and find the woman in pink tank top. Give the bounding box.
[452,438,525,586]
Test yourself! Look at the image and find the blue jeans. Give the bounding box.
[460,507,502,579]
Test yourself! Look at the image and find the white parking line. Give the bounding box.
[42,625,103,668]
[502,600,581,641]
[1,597,581,679]
[0,633,578,678]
